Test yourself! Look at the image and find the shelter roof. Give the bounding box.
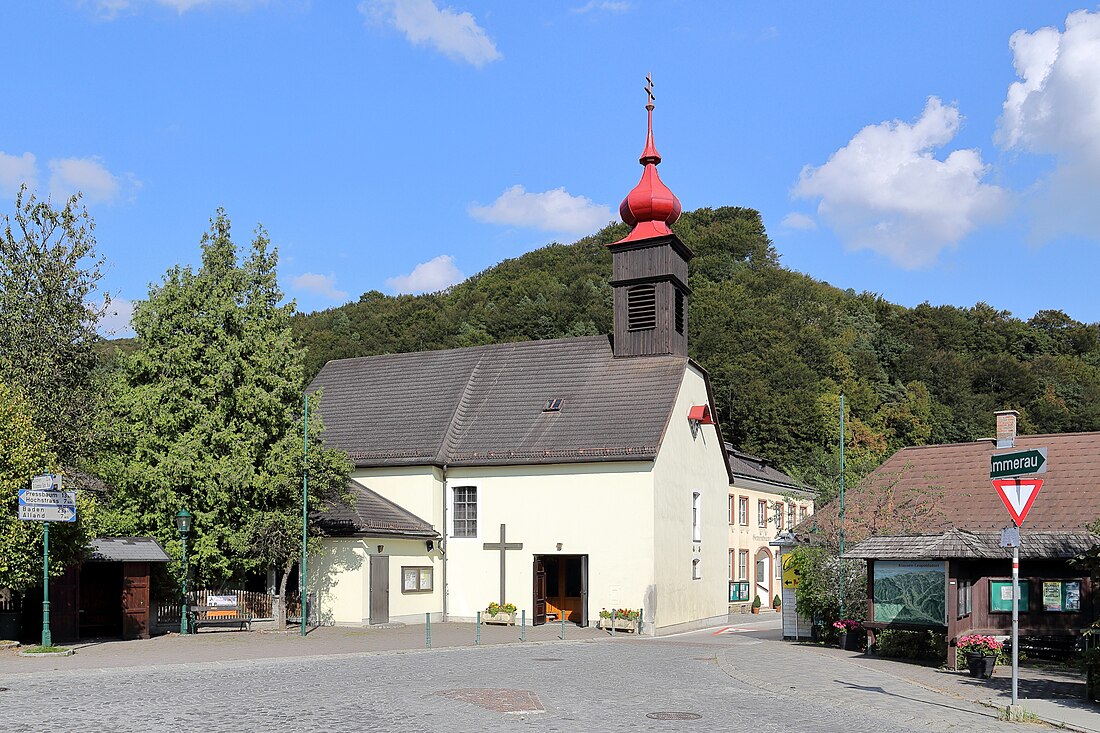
[308,335,691,468]
[317,483,439,539]
[845,529,1099,561]
[86,537,172,563]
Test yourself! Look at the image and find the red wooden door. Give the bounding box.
[532,557,547,626]
[121,562,150,640]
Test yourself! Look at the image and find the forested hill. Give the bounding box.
[291,207,1100,499]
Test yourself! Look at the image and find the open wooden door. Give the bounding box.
[580,555,589,627]
[532,556,547,625]
[121,562,150,640]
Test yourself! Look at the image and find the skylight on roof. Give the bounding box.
[543,398,564,412]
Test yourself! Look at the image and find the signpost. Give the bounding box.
[18,474,77,648]
[990,448,1047,479]
[990,447,1048,711]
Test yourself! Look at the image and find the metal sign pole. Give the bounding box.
[42,522,51,647]
[1012,539,1019,707]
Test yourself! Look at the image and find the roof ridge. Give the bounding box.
[320,335,610,368]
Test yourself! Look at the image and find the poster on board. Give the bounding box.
[1043,581,1063,611]
[873,561,946,626]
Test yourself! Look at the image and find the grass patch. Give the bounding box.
[21,645,69,654]
[998,706,1042,723]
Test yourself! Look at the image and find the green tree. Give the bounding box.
[0,382,98,591]
[97,210,350,594]
[0,187,109,462]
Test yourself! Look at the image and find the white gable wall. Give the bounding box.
[443,461,655,625]
[650,364,731,632]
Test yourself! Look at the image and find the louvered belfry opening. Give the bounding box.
[674,288,685,335]
[627,284,657,331]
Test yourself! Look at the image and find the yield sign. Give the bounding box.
[992,478,1044,526]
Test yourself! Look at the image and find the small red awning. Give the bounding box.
[688,404,715,425]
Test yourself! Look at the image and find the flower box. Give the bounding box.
[965,653,997,679]
[483,611,516,626]
[598,617,638,632]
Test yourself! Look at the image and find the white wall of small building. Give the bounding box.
[650,364,731,633]
[443,461,655,626]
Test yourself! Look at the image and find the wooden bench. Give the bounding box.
[188,595,253,632]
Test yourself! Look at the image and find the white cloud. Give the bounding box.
[780,212,816,231]
[48,157,125,205]
[571,1,631,13]
[360,0,501,68]
[794,97,1009,268]
[385,255,464,294]
[292,272,349,302]
[96,296,135,338]
[996,10,1100,242]
[0,151,37,197]
[470,185,614,235]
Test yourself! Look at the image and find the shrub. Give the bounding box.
[874,628,946,662]
[599,608,640,621]
[486,602,517,615]
[752,595,762,609]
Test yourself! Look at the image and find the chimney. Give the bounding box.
[995,410,1019,449]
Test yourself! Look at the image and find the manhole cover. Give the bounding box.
[647,712,702,720]
[534,657,564,662]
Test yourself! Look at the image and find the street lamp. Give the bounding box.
[175,509,192,635]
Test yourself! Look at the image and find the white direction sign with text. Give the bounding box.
[992,478,1044,526]
[19,490,77,507]
[30,473,62,491]
[18,504,76,522]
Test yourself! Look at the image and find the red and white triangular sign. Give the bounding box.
[992,478,1044,526]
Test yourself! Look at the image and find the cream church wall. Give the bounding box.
[350,465,443,530]
[650,365,731,633]
[312,537,441,625]
[443,461,655,625]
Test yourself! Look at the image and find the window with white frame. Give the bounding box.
[738,496,748,526]
[799,505,807,523]
[692,492,702,542]
[738,550,749,580]
[692,557,701,580]
[451,486,478,538]
[757,500,767,528]
[775,554,782,579]
[728,550,734,581]
[776,505,784,530]
[728,495,734,525]
[787,503,795,528]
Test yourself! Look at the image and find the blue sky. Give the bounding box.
[4,2,1100,336]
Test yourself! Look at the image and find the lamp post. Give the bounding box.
[175,509,192,635]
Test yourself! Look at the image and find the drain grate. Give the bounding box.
[533,657,564,662]
[647,712,702,720]
[0,688,9,692]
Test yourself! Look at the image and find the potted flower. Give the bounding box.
[483,602,517,625]
[751,595,762,614]
[772,594,782,612]
[833,619,862,651]
[956,634,1004,678]
[598,608,640,632]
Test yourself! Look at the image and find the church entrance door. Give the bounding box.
[534,554,588,627]
[369,555,389,624]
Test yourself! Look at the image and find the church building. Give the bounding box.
[307,90,734,635]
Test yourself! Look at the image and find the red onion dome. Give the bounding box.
[615,96,681,244]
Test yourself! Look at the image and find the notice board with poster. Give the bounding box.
[989,580,1030,613]
[1041,580,1082,612]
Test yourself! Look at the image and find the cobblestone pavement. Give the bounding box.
[0,621,1032,733]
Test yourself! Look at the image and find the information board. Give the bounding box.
[1040,580,1082,612]
[989,579,1030,613]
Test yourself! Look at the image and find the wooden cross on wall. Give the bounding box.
[483,524,523,605]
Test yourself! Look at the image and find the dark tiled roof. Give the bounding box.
[317,483,439,538]
[726,445,814,496]
[86,537,171,563]
[846,529,1099,560]
[308,336,689,468]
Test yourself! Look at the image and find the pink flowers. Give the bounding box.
[957,634,1004,655]
[832,619,861,631]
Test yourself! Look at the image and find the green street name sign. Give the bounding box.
[990,447,1048,479]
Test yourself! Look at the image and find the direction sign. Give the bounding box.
[18,504,76,522]
[990,448,1047,479]
[30,473,62,491]
[18,490,77,507]
[992,478,1044,526]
